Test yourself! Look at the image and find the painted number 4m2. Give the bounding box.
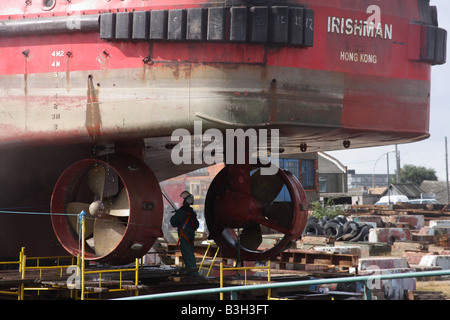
[52,50,64,68]
[52,50,65,57]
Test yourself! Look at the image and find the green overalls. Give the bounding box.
[170,204,200,274]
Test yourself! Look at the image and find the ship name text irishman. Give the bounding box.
[327,16,393,40]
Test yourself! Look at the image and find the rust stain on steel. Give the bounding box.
[66,54,71,92]
[23,49,30,133]
[172,65,180,79]
[269,78,278,122]
[22,49,29,96]
[86,74,102,141]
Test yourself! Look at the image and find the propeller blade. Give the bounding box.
[86,237,95,250]
[239,222,262,251]
[264,202,293,230]
[108,209,130,217]
[88,164,106,199]
[93,218,126,256]
[108,188,130,217]
[250,168,283,204]
[66,202,95,236]
[66,202,90,215]
[103,169,119,198]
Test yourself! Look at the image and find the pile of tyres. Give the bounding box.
[303,215,373,242]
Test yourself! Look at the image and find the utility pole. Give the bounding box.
[387,152,390,205]
[446,137,449,203]
[395,145,401,183]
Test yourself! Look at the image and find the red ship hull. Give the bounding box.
[0,1,443,152]
[0,0,445,260]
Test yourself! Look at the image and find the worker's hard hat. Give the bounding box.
[180,191,192,199]
[180,191,194,205]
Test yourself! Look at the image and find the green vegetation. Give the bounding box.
[394,164,438,186]
[310,199,344,220]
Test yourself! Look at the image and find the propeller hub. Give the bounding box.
[89,200,105,218]
[214,189,263,228]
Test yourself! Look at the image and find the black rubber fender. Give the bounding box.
[350,225,371,242]
[307,216,319,224]
[304,220,324,236]
[341,232,358,241]
[335,215,348,225]
[343,221,359,234]
[323,221,343,239]
[319,215,330,227]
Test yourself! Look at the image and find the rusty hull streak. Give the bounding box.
[23,53,28,97]
[66,54,71,92]
[86,74,102,142]
[269,79,278,122]
[23,50,30,133]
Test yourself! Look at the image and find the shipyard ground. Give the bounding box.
[1,203,450,301]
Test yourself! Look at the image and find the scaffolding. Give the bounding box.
[0,212,143,300]
[219,261,272,300]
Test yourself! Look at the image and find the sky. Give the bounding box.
[328,0,450,181]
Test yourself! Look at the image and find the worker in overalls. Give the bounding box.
[170,191,200,275]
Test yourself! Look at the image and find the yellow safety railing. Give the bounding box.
[81,259,140,298]
[0,247,26,272]
[219,261,272,300]
[0,247,77,300]
[4,211,142,300]
[198,241,220,278]
[22,254,75,277]
[77,212,141,300]
[0,249,24,298]
[18,248,76,300]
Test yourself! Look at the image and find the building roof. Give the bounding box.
[368,186,387,195]
[382,183,425,199]
[318,152,347,174]
[420,180,449,204]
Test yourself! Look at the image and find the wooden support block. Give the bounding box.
[300,235,335,245]
[85,286,109,293]
[406,290,445,300]
[122,284,149,290]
